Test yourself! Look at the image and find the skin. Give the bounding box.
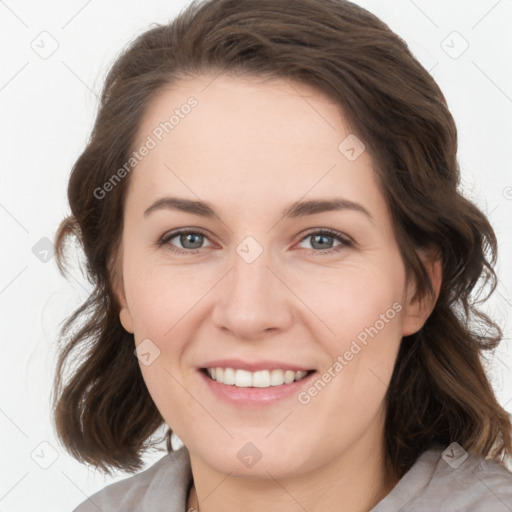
[115,74,441,512]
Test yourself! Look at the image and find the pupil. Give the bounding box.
[182,233,203,249]
[312,234,332,249]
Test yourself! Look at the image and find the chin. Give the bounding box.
[188,434,315,479]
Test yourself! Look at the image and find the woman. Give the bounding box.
[53,0,512,510]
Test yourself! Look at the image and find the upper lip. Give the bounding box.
[200,358,314,372]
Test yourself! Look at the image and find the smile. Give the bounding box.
[204,367,313,388]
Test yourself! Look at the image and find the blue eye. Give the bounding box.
[158,229,211,254]
[297,229,352,254]
[157,228,352,255]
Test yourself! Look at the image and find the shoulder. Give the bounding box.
[419,447,512,510]
[374,444,512,512]
[73,446,192,512]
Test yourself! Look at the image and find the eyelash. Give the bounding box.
[156,228,353,256]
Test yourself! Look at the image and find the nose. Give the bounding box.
[211,244,294,340]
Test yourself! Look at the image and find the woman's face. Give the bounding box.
[116,74,435,478]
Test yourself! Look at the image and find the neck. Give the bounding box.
[186,417,398,512]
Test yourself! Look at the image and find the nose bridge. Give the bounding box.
[211,238,293,337]
[231,242,272,301]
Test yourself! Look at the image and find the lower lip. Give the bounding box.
[199,369,317,407]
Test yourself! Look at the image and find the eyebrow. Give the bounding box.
[143,196,373,221]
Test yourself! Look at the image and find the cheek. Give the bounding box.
[124,255,210,338]
[291,255,405,344]
[299,258,405,399]
[124,261,212,410]
[127,268,202,427]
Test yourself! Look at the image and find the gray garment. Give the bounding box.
[74,444,512,511]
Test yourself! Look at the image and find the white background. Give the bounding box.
[1,1,511,511]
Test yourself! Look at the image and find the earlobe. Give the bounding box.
[401,249,442,337]
[109,244,134,334]
[115,281,134,334]
[119,306,134,334]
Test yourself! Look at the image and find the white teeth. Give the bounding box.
[284,370,295,384]
[235,369,252,387]
[206,367,310,387]
[270,369,284,386]
[253,370,270,388]
[224,368,236,385]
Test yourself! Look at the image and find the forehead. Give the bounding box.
[128,74,385,218]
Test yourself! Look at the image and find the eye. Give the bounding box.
[156,227,352,256]
[157,228,213,254]
[296,229,352,254]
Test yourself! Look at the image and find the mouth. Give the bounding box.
[197,358,318,406]
[200,367,315,388]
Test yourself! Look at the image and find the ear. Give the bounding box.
[401,247,442,337]
[110,244,134,334]
[118,286,134,334]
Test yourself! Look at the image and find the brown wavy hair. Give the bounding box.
[52,0,512,476]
